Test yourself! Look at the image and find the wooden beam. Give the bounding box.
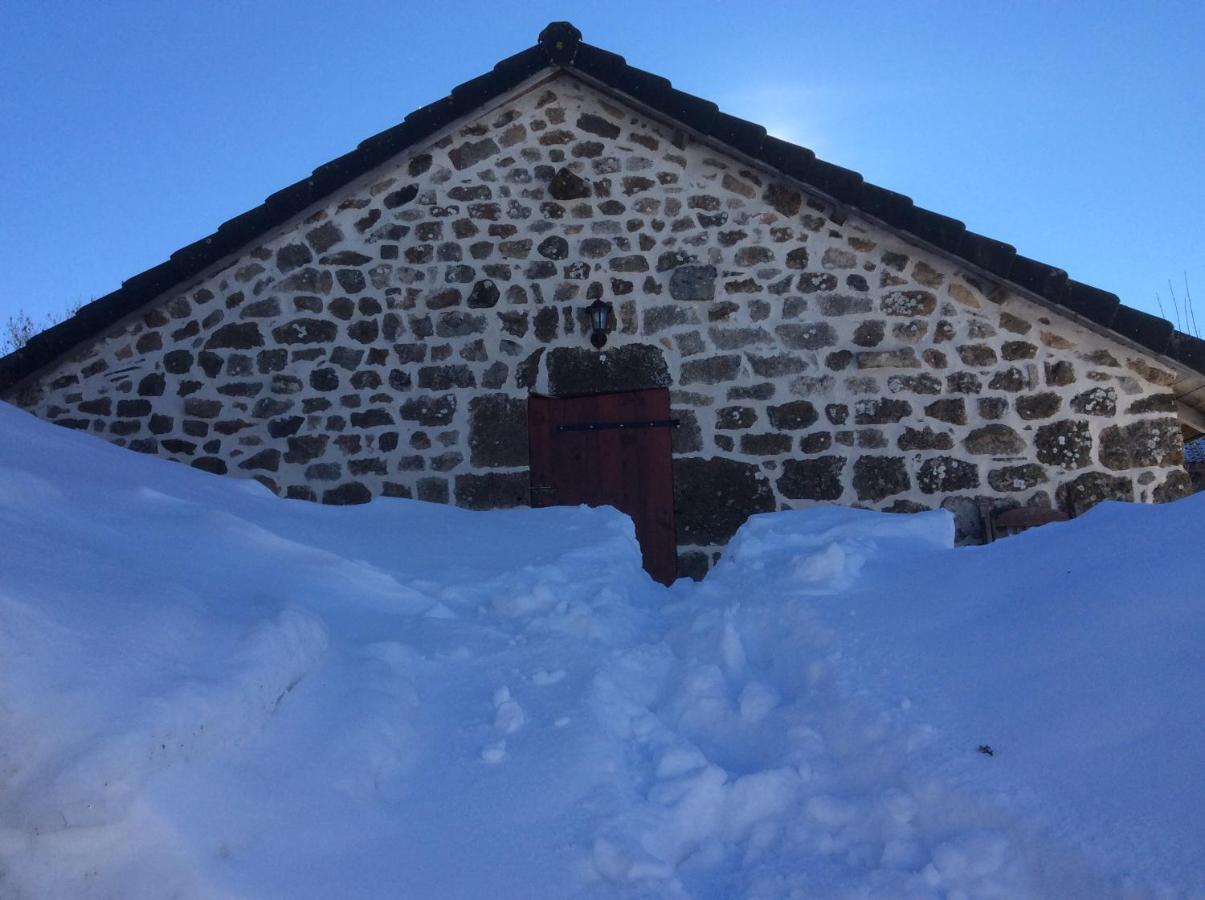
[1177,401,1205,437]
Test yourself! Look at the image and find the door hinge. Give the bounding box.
[556,418,679,433]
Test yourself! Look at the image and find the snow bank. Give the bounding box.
[1,399,1202,898]
[718,503,954,591]
[814,498,1205,895]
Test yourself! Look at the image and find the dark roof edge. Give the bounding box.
[4,20,1203,394]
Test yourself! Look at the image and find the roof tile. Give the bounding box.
[1112,306,1174,354]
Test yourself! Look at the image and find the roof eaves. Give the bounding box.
[708,111,768,160]
[1061,280,1121,328]
[1111,305,1175,355]
[1167,331,1205,372]
[854,183,914,228]
[905,207,967,258]
[956,231,1016,276]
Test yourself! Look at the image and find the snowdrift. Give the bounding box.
[1,400,1202,899]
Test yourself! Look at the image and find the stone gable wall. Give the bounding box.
[5,73,1190,575]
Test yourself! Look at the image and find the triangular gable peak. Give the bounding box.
[5,69,1185,408]
[2,21,1203,411]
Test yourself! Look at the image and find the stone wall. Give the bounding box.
[5,72,1191,576]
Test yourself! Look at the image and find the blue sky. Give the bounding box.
[1,1,1201,332]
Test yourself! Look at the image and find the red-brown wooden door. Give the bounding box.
[528,388,677,585]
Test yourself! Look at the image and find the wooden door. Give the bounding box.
[528,388,677,585]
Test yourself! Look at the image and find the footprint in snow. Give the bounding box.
[480,739,506,764]
[480,686,525,763]
[493,686,526,734]
[530,668,565,686]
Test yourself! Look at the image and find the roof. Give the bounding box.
[4,20,1205,395]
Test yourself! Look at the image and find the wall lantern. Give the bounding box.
[586,298,613,349]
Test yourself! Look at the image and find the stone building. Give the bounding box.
[4,22,1204,582]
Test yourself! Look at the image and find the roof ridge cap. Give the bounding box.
[538,21,582,65]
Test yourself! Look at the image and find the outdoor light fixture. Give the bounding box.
[586,298,612,349]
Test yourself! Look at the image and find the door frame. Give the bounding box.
[527,388,678,584]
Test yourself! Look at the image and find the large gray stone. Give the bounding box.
[818,294,873,316]
[469,394,529,468]
[777,456,845,500]
[272,319,337,345]
[988,464,1048,492]
[957,344,998,367]
[455,472,529,510]
[205,323,264,350]
[323,482,373,505]
[740,433,793,455]
[78,398,112,415]
[852,456,910,501]
[673,457,775,545]
[546,344,670,395]
[743,354,802,380]
[1098,418,1181,470]
[854,398,911,425]
[276,243,313,274]
[1045,360,1076,386]
[917,457,979,493]
[881,291,936,316]
[467,279,501,308]
[237,449,281,472]
[285,435,329,464]
[643,305,699,333]
[669,265,717,302]
[767,400,818,430]
[852,320,885,347]
[680,355,741,386]
[857,348,921,369]
[138,373,166,397]
[1016,392,1062,420]
[418,365,476,390]
[763,182,802,217]
[989,368,1027,392]
[1035,420,1093,468]
[716,406,757,430]
[898,426,953,451]
[710,327,774,350]
[887,373,942,394]
[576,113,620,139]
[548,167,591,200]
[776,323,837,350]
[1126,394,1177,414]
[965,424,1026,456]
[1056,471,1133,512]
[400,395,457,426]
[436,311,487,337]
[449,138,500,170]
[671,409,702,453]
[1071,387,1117,416]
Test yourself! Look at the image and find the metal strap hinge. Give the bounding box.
[555,418,679,433]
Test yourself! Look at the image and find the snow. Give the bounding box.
[1,398,1203,899]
